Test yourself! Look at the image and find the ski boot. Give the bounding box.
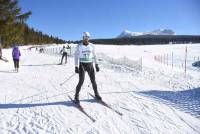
[95,94,102,101]
[74,95,80,104]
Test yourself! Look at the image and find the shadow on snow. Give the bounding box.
[138,87,200,119]
[22,63,59,67]
[0,99,96,109]
[0,70,16,73]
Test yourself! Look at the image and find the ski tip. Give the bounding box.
[118,113,123,116]
[68,95,72,100]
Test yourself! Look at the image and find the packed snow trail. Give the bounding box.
[0,45,200,134]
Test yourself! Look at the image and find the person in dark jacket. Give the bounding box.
[0,46,2,59]
[12,45,21,72]
[0,38,2,59]
[59,46,68,64]
[0,43,8,62]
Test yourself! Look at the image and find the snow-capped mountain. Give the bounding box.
[117,30,144,38]
[117,29,175,38]
[150,29,176,35]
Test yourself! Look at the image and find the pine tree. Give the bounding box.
[0,0,66,47]
[0,0,31,47]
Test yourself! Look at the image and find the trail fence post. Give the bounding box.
[167,53,168,66]
[184,46,187,74]
[172,52,173,69]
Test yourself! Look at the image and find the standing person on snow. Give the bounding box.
[0,41,8,62]
[59,46,68,64]
[0,37,2,60]
[0,45,2,60]
[74,32,101,104]
[12,45,21,72]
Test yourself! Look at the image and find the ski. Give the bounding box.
[89,93,123,116]
[68,95,96,122]
[0,58,8,62]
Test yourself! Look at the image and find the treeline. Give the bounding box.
[0,0,66,48]
[90,35,200,45]
[23,24,66,45]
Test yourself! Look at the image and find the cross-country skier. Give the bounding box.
[0,38,2,60]
[12,45,21,72]
[74,32,101,104]
[0,45,2,60]
[59,46,68,64]
[0,39,8,62]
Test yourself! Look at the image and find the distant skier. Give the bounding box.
[0,38,2,60]
[0,40,8,62]
[59,46,68,64]
[67,45,71,55]
[74,32,101,104]
[12,45,21,72]
[39,48,44,53]
[0,45,2,60]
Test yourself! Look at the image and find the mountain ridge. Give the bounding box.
[117,29,175,38]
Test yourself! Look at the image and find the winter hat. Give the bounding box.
[13,44,18,48]
[83,32,90,37]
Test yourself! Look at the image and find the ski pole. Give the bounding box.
[60,73,76,86]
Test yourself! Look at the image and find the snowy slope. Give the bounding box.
[0,44,200,134]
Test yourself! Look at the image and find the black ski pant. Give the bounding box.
[13,59,19,68]
[75,62,99,98]
[61,52,67,63]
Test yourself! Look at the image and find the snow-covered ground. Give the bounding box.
[0,44,200,134]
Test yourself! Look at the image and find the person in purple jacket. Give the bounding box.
[12,45,21,72]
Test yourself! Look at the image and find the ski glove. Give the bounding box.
[75,67,79,73]
[95,64,100,72]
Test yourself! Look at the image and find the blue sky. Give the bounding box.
[19,0,200,41]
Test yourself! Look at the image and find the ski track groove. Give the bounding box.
[170,107,200,133]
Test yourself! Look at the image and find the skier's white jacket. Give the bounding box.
[74,43,97,67]
[61,47,67,53]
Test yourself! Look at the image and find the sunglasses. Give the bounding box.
[83,36,90,40]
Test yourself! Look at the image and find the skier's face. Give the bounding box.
[83,36,89,45]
